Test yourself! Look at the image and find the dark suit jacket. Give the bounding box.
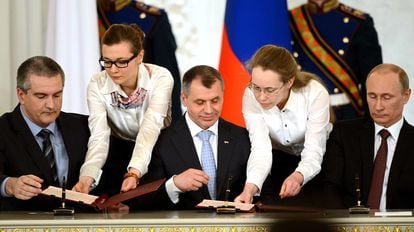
[322,118,414,209]
[130,116,251,210]
[0,105,90,211]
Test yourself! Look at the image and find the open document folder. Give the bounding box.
[41,178,165,210]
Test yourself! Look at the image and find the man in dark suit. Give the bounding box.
[131,65,251,210]
[0,56,90,211]
[290,0,382,120]
[323,63,413,210]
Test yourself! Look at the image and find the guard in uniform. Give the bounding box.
[97,0,182,123]
[289,0,382,120]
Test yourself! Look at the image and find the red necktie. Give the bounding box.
[367,129,390,209]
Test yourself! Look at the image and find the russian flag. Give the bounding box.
[219,0,292,127]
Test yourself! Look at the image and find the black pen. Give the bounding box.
[224,176,232,204]
[355,174,361,206]
[62,176,66,208]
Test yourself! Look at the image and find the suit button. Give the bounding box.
[140,12,146,19]
[338,49,345,55]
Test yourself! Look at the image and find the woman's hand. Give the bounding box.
[72,176,94,193]
[120,168,141,192]
[279,171,304,199]
[234,183,259,204]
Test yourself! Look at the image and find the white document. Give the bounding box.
[196,199,255,212]
[374,211,413,217]
[41,186,99,205]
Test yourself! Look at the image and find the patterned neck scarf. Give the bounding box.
[110,87,147,110]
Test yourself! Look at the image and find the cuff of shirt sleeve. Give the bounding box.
[295,167,310,185]
[80,166,103,186]
[1,177,11,197]
[166,175,182,204]
[245,175,265,194]
[128,160,148,178]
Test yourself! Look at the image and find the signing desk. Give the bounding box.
[0,210,414,232]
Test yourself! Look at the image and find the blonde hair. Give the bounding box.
[248,44,320,89]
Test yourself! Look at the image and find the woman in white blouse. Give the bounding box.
[73,24,173,195]
[236,45,331,203]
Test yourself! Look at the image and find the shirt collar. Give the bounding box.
[374,117,404,141]
[101,63,151,96]
[19,105,58,136]
[185,112,219,138]
[306,0,339,14]
[278,89,298,112]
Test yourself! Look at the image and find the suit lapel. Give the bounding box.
[359,121,375,201]
[170,119,202,170]
[171,118,210,198]
[10,106,53,183]
[387,121,414,200]
[216,119,235,199]
[56,113,78,185]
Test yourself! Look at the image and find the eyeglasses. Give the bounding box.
[99,54,137,68]
[249,82,284,96]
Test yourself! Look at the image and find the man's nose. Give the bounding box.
[374,99,384,111]
[45,96,55,109]
[204,102,213,113]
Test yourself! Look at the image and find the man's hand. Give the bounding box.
[279,171,304,199]
[72,176,94,193]
[6,175,43,200]
[121,168,141,192]
[173,168,209,192]
[234,183,259,203]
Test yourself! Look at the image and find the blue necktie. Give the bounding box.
[197,130,216,199]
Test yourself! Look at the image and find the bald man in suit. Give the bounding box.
[323,63,414,210]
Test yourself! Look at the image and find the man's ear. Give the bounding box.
[403,88,411,104]
[16,88,26,105]
[181,92,188,107]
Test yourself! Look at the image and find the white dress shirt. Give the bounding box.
[80,63,173,183]
[242,79,332,189]
[165,113,219,203]
[374,117,403,211]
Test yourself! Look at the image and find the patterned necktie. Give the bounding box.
[38,129,59,186]
[367,129,391,209]
[197,130,216,199]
